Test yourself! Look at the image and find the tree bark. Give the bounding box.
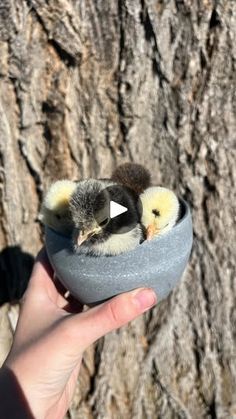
[0,0,235,417]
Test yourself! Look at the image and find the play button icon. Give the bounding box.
[110,201,127,219]
[93,184,142,234]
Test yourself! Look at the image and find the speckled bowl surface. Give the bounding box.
[45,199,193,305]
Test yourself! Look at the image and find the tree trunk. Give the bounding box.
[0,0,235,417]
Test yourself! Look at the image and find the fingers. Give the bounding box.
[31,248,54,283]
[21,248,56,304]
[67,288,157,351]
[22,248,83,311]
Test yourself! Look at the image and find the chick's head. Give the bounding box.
[69,179,114,246]
[140,187,179,239]
[69,179,142,251]
[40,180,77,235]
[111,163,151,194]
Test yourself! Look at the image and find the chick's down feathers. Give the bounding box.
[140,186,179,239]
[111,163,151,194]
[69,179,143,256]
[40,180,77,235]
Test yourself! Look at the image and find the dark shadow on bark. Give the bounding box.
[0,246,34,305]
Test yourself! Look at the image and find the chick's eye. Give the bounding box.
[152,209,160,217]
[55,214,62,220]
[99,217,109,227]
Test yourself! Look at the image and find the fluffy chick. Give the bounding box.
[111,163,151,194]
[69,179,143,256]
[39,180,77,236]
[140,186,179,239]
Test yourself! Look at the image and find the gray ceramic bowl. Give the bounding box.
[45,199,193,305]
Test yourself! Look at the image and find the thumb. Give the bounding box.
[67,288,157,351]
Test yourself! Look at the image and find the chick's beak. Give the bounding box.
[146,224,156,240]
[77,226,102,246]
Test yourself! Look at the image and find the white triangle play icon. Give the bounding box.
[110,200,127,219]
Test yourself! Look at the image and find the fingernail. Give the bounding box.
[133,288,157,311]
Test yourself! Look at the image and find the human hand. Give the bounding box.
[0,249,157,419]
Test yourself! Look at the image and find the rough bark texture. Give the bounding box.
[0,0,236,418]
